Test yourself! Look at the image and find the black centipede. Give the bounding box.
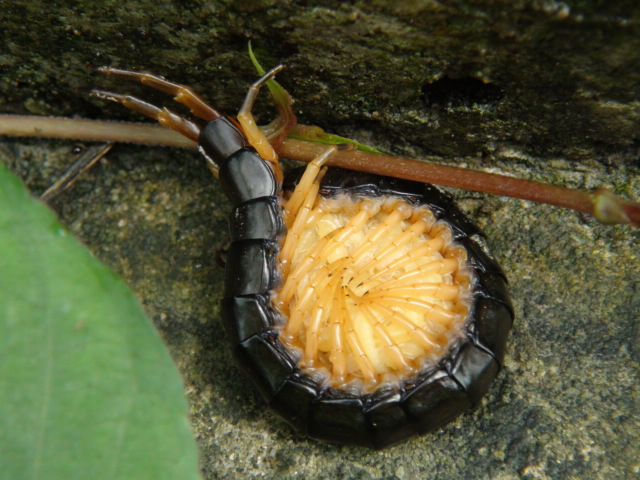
[90,63,514,449]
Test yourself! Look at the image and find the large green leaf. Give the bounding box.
[0,163,201,480]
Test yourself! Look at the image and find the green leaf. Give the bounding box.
[0,163,201,480]
[248,40,290,106]
[287,128,383,154]
[248,42,381,154]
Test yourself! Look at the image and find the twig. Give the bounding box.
[1,114,637,227]
[276,138,639,227]
[0,114,193,148]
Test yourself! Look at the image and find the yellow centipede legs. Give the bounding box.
[283,145,338,224]
[274,142,471,390]
[237,65,285,184]
[278,144,343,280]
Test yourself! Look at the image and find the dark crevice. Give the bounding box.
[422,76,504,109]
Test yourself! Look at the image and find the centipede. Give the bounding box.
[89,63,514,449]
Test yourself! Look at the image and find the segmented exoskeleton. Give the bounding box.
[94,65,513,448]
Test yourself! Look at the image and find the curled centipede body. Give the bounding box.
[93,64,513,449]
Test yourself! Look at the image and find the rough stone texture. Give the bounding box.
[1,1,638,479]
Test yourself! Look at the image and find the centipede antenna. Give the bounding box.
[91,89,162,117]
[91,89,201,142]
[96,66,222,121]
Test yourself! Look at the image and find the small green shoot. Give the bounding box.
[248,42,380,154]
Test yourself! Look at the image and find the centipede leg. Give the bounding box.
[236,65,285,183]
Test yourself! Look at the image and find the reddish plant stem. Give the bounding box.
[277,139,592,213]
[1,114,638,226]
[276,139,639,227]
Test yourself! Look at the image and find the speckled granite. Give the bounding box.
[1,1,638,478]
